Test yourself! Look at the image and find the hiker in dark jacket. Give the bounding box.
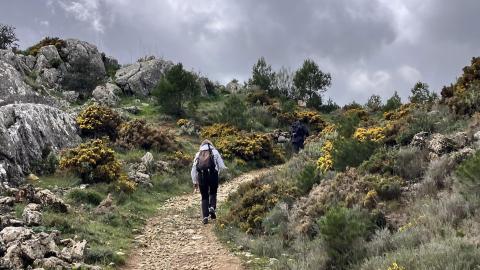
[291,120,309,153]
[191,140,227,224]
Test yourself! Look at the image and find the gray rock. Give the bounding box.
[92,82,121,106]
[0,104,80,184]
[449,131,469,149]
[410,132,429,148]
[0,197,15,206]
[22,203,42,226]
[0,59,44,104]
[0,227,33,243]
[34,189,69,213]
[226,81,243,93]
[1,241,24,269]
[474,131,480,142]
[428,133,455,155]
[94,193,114,215]
[38,45,62,64]
[123,105,141,114]
[33,257,70,269]
[141,152,155,171]
[450,147,475,164]
[115,58,173,96]
[63,90,80,103]
[278,135,288,143]
[58,39,107,96]
[60,239,86,262]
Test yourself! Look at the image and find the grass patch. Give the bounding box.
[36,170,192,268]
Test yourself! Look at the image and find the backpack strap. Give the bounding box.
[207,144,216,170]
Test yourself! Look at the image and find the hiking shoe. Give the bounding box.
[209,207,216,220]
[203,217,209,224]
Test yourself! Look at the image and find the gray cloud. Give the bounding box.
[1,0,479,104]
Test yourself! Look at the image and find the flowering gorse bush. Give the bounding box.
[317,140,334,172]
[116,119,175,151]
[76,105,122,139]
[176,118,189,127]
[387,262,406,270]
[353,127,386,142]
[60,139,122,184]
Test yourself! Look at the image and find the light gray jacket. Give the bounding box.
[191,144,227,184]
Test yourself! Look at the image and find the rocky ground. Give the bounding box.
[122,167,275,270]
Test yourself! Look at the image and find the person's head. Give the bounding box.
[200,139,214,149]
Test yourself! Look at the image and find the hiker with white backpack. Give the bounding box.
[191,139,227,224]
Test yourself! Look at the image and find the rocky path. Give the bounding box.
[122,168,274,270]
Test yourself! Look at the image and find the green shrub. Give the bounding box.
[62,55,105,96]
[333,138,378,171]
[364,174,404,200]
[395,109,437,145]
[218,95,249,129]
[393,147,428,181]
[359,147,396,175]
[295,163,322,195]
[31,145,59,175]
[219,176,298,234]
[456,150,480,197]
[318,206,372,267]
[152,63,201,116]
[68,189,103,206]
[76,105,123,139]
[59,139,123,184]
[246,89,273,105]
[25,37,66,56]
[116,119,175,151]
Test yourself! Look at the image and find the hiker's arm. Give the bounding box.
[214,150,227,172]
[191,153,199,184]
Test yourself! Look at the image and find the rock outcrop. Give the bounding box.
[0,59,50,105]
[92,82,122,106]
[0,103,80,184]
[115,57,173,96]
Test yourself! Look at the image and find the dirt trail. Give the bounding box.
[122,167,275,270]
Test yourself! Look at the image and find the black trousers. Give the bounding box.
[198,169,219,218]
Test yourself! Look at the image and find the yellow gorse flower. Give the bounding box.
[387,262,406,270]
[317,140,334,172]
[353,127,386,142]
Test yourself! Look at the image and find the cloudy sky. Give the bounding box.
[1,0,479,104]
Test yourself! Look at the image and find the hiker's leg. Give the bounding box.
[209,170,219,210]
[199,173,209,218]
[292,142,299,153]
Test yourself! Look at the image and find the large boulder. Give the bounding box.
[0,59,46,105]
[92,82,122,106]
[59,39,108,96]
[226,80,243,94]
[115,58,173,96]
[0,103,81,184]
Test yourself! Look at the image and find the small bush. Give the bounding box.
[220,176,298,234]
[31,145,59,175]
[76,105,122,139]
[152,63,201,115]
[456,150,480,197]
[246,89,273,105]
[116,119,175,151]
[25,37,66,56]
[201,123,283,162]
[318,206,372,267]
[393,147,428,182]
[200,123,238,139]
[296,163,322,194]
[364,174,404,200]
[359,147,396,175]
[59,139,122,184]
[218,95,249,129]
[68,189,103,206]
[333,138,378,171]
